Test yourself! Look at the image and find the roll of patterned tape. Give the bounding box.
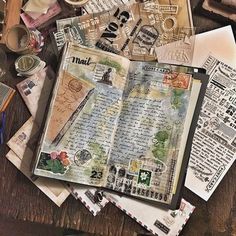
[15,54,46,76]
[5,24,44,55]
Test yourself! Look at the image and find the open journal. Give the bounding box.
[33,43,208,208]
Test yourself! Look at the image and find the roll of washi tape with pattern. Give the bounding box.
[5,24,44,55]
[15,54,46,77]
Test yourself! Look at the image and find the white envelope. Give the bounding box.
[156,25,236,68]
[191,25,236,68]
[106,193,195,236]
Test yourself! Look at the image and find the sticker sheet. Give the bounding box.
[54,0,193,60]
[185,55,236,201]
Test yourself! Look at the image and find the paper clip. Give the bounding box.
[0,112,6,144]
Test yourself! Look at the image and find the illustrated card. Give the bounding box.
[21,2,62,29]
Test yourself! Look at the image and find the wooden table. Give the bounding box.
[0,0,235,235]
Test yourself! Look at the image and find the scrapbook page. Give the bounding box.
[185,55,236,201]
[33,42,208,207]
[54,0,193,60]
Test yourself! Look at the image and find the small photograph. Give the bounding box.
[24,89,31,96]
[118,167,126,177]
[93,64,116,86]
[106,174,116,184]
[21,80,36,96]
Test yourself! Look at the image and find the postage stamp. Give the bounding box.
[129,159,142,174]
[137,169,152,186]
[163,72,191,89]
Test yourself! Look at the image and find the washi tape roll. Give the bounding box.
[15,54,46,76]
[63,0,89,7]
[5,24,44,54]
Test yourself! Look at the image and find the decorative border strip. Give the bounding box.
[107,197,156,235]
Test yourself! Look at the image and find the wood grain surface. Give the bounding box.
[0,0,235,235]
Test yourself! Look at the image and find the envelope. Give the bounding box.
[156,25,236,68]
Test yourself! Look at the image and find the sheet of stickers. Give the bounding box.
[185,55,236,201]
[54,0,194,61]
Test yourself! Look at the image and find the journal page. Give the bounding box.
[34,43,130,186]
[105,62,195,204]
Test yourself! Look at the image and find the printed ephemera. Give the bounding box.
[185,56,236,201]
[33,43,207,207]
[54,0,193,61]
